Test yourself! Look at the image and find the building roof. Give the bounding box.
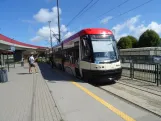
[0,34,47,49]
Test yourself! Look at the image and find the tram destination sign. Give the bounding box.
[90,34,112,40]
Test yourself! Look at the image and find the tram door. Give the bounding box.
[74,40,81,78]
[78,35,92,78]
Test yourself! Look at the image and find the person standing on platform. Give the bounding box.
[29,54,37,73]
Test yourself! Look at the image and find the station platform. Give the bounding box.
[0,63,160,121]
[0,63,62,121]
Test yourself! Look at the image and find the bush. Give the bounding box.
[138,29,161,47]
[117,37,132,49]
[127,35,138,48]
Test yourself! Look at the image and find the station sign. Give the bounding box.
[10,46,15,52]
[153,56,161,63]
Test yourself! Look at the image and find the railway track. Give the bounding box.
[97,82,161,118]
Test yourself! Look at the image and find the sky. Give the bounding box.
[0,0,161,47]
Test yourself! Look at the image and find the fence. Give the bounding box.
[119,47,161,86]
[119,47,161,64]
[5,59,15,68]
[121,62,161,86]
[0,55,15,72]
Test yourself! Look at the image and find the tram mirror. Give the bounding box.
[82,36,87,39]
[83,39,86,46]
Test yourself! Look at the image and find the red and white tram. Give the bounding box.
[52,28,122,82]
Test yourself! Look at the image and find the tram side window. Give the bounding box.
[66,49,79,64]
[63,50,70,61]
[81,37,91,61]
[63,49,72,63]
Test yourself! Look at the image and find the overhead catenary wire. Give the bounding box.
[67,0,130,32]
[66,0,128,27]
[109,0,154,21]
[76,0,101,19]
[66,0,94,27]
[72,0,154,30]
[61,0,155,42]
[50,29,59,41]
[61,0,100,33]
[96,0,130,19]
[60,0,95,35]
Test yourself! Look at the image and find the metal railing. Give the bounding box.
[121,62,161,86]
[5,59,15,68]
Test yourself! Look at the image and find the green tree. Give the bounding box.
[117,37,132,49]
[138,29,161,47]
[127,35,138,48]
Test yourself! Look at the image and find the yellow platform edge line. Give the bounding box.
[72,81,136,121]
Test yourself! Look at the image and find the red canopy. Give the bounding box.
[0,49,13,54]
[0,34,47,49]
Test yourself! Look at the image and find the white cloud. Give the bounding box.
[30,36,44,42]
[63,31,75,39]
[100,16,113,24]
[61,25,68,33]
[147,22,161,33]
[31,25,59,42]
[112,15,141,39]
[32,24,70,42]
[37,26,58,38]
[31,6,74,45]
[112,15,161,40]
[33,6,61,23]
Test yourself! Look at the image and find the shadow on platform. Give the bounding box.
[38,63,85,83]
[91,80,116,87]
[23,67,29,69]
[17,73,31,75]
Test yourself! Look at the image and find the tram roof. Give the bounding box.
[53,28,113,48]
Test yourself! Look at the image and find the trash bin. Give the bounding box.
[0,68,8,83]
[21,61,24,67]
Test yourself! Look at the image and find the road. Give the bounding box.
[39,63,161,121]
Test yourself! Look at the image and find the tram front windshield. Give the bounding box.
[90,34,118,63]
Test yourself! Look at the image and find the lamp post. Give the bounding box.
[11,38,16,68]
[48,21,54,68]
[56,0,61,43]
[48,21,53,49]
[56,0,64,71]
[47,0,61,69]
